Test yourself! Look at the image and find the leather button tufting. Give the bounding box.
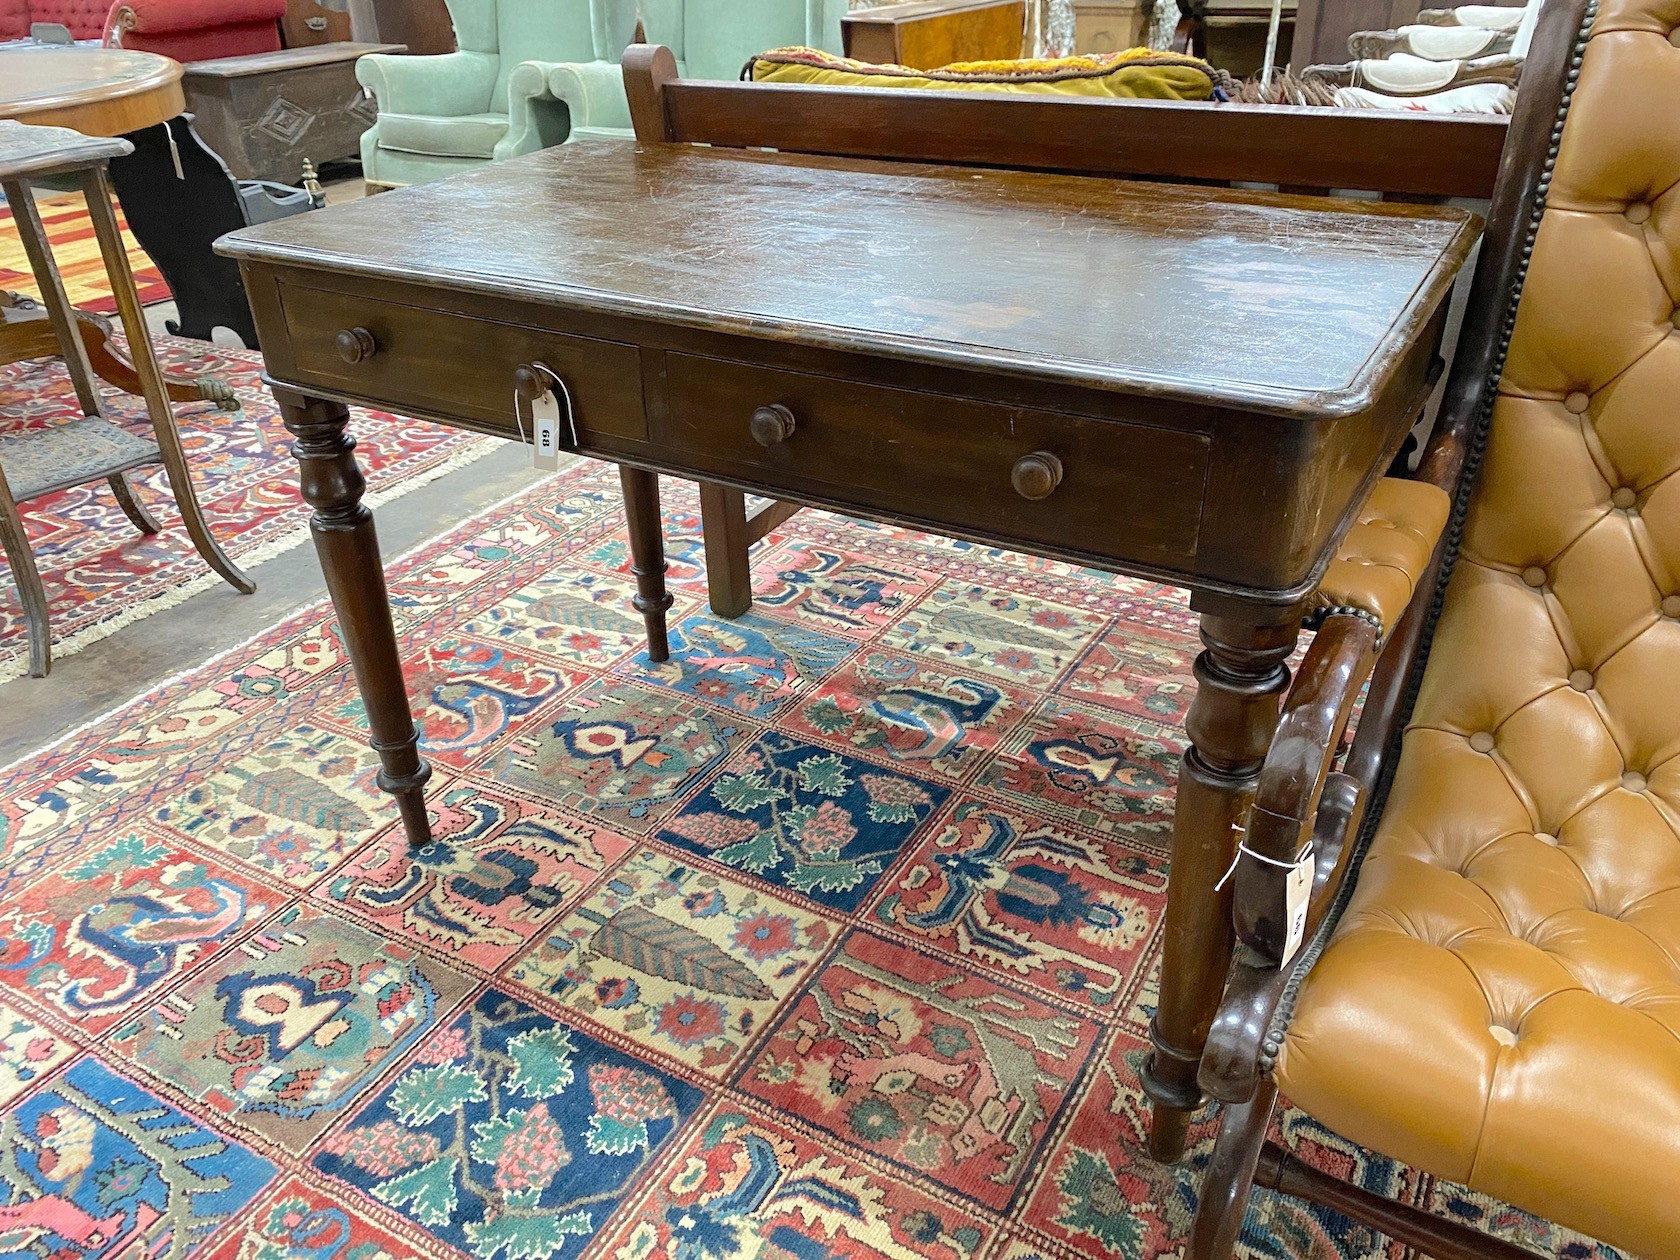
[1672,307,1680,330]
[1569,669,1594,691]
[1489,1025,1519,1047]
[1535,832,1560,846]
[1470,731,1497,753]
[1522,566,1548,588]
[1664,595,1680,618]
[1564,391,1591,414]
[1624,202,1652,225]
[1623,772,1648,792]
[1612,487,1638,510]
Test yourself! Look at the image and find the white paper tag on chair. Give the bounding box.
[1281,848,1315,965]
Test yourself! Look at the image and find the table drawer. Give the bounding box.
[276,282,646,441]
[663,354,1207,564]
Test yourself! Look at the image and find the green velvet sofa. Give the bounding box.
[356,0,639,188]
[548,0,851,142]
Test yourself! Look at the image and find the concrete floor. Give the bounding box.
[0,441,559,770]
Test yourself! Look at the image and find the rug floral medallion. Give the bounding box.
[0,462,1621,1260]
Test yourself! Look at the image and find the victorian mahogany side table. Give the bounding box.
[220,139,1477,1160]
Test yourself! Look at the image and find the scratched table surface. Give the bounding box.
[221,141,1480,415]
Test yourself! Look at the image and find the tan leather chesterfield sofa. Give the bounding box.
[1186,0,1680,1256]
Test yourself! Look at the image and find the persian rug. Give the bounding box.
[0,191,169,312]
[0,461,1620,1260]
[0,335,498,682]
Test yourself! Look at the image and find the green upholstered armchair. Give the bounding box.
[357,0,638,188]
[547,0,849,142]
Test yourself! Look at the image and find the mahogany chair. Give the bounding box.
[1188,0,1680,1254]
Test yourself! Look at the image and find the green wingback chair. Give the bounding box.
[357,0,639,188]
[548,0,850,142]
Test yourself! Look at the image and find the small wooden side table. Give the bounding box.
[0,45,238,423]
[0,46,183,136]
[182,42,404,184]
[0,120,253,676]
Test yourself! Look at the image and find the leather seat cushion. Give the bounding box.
[376,112,510,159]
[1315,476,1450,633]
[1277,4,1680,1256]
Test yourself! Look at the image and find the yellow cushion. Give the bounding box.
[746,46,1226,101]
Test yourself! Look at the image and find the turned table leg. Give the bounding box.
[279,387,433,846]
[1142,613,1299,1162]
[620,466,673,661]
[697,480,753,619]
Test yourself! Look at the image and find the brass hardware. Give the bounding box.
[1011,450,1063,500]
[513,364,547,400]
[335,326,377,364]
[750,403,797,447]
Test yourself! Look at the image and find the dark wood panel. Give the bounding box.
[655,79,1508,198]
[276,282,647,442]
[661,352,1207,565]
[362,0,455,54]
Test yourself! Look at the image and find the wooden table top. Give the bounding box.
[0,47,184,136]
[221,141,1480,418]
[182,41,406,79]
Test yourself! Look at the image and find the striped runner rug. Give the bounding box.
[0,190,170,314]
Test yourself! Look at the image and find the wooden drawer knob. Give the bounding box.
[512,364,546,400]
[750,404,797,447]
[335,326,377,364]
[1012,451,1063,500]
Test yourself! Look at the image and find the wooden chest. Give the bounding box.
[843,0,1027,68]
[181,42,401,184]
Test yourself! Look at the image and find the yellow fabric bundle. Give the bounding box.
[745,45,1224,100]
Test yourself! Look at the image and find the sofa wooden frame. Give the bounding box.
[621,7,1596,1250]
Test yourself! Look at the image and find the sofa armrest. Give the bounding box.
[357,50,496,119]
[546,58,634,136]
[497,60,579,160]
[1196,475,1453,1105]
[118,0,286,35]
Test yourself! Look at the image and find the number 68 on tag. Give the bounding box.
[514,364,578,471]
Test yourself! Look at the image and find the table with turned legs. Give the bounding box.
[220,138,1476,1160]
